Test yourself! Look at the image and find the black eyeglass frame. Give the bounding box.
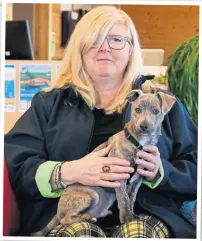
[105,35,132,50]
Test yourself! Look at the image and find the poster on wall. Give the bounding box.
[19,64,52,112]
[5,64,16,112]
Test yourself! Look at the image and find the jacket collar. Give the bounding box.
[62,87,79,107]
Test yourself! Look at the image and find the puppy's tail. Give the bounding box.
[31,215,60,237]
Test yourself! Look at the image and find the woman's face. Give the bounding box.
[83,23,131,82]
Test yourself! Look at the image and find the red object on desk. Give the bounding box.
[3,160,20,236]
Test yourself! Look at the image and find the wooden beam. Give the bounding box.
[6,3,13,20]
[33,4,50,60]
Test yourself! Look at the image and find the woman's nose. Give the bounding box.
[99,39,111,52]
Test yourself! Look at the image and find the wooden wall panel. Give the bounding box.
[6,3,13,20]
[50,4,199,63]
[33,4,49,60]
[8,4,199,64]
[52,4,64,60]
[120,5,199,64]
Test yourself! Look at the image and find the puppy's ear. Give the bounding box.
[141,80,156,94]
[126,89,142,103]
[157,92,176,115]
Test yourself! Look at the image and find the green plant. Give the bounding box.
[153,74,168,86]
[167,36,199,124]
[146,73,168,86]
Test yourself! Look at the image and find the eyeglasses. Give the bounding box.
[93,35,131,50]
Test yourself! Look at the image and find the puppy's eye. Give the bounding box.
[153,109,160,115]
[135,108,142,113]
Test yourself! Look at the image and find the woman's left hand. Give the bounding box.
[136,145,161,181]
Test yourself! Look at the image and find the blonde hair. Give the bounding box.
[48,5,144,114]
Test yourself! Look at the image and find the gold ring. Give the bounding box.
[102,165,111,173]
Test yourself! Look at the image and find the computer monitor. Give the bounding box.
[5,20,34,60]
[61,11,74,48]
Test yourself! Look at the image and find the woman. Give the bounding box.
[4,6,197,238]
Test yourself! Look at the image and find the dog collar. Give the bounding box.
[124,127,143,150]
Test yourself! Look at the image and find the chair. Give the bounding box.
[3,160,20,236]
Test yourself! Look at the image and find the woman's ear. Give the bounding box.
[128,46,132,56]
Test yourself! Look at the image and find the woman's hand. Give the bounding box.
[62,145,134,188]
[136,145,162,181]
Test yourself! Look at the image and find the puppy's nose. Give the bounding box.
[140,124,148,132]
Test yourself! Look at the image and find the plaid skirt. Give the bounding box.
[47,214,171,238]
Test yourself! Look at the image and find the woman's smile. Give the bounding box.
[96,59,113,62]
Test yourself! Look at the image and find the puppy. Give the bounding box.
[32,88,176,236]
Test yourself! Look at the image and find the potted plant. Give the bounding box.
[166,36,199,124]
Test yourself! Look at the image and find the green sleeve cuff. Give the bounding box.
[35,161,64,198]
[143,162,164,189]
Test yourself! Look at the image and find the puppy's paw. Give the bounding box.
[81,213,97,223]
[90,217,97,223]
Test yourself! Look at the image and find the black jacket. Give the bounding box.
[4,85,197,238]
